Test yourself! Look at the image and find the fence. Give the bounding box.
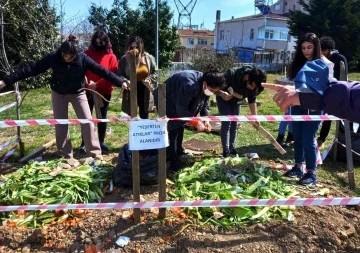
[0,60,356,223]
[0,90,20,163]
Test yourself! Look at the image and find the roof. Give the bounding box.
[219,13,289,23]
[177,29,214,37]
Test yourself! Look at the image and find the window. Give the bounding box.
[187,38,194,45]
[250,29,254,40]
[264,30,274,39]
[220,30,224,40]
[198,39,208,45]
[274,4,280,11]
[280,31,288,40]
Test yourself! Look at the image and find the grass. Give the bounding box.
[1,73,360,194]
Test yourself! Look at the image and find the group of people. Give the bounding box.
[0,31,357,187]
[275,35,348,149]
[0,32,157,161]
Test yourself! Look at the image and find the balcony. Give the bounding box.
[256,39,288,50]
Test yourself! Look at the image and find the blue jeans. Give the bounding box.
[278,108,293,135]
[291,106,322,171]
[216,97,240,153]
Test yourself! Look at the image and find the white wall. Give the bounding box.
[215,18,295,53]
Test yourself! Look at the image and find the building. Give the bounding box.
[174,29,215,62]
[178,29,214,50]
[271,0,304,15]
[214,0,305,64]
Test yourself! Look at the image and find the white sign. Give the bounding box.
[128,119,169,150]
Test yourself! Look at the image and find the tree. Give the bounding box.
[88,0,179,68]
[288,0,360,70]
[192,50,235,73]
[0,0,59,87]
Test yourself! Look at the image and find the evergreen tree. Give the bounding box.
[0,0,59,87]
[88,0,179,68]
[288,0,360,70]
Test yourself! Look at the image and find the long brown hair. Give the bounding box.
[288,33,321,80]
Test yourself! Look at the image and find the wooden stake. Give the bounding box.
[158,82,167,219]
[334,62,355,190]
[344,120,355,189]
[127,49,141,223]
[19,139,55,164]
[333,121,339,161]
[339,61,355,189]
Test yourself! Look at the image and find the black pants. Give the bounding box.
[167,125,185,171]
[137,81,149,119]
[88,93,111,143]
[318,121,331,142]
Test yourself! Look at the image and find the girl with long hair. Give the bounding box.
[79,31,118,153]
[118,36,158,119]
[283,33,324,186]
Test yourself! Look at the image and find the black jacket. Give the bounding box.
[154,70,209,131]
[3,51,125,95]
[223,66,257,103]
[329,51,348,81]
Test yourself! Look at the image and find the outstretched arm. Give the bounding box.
[262,81,360,123]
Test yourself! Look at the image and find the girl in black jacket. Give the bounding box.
[0,35,124,160]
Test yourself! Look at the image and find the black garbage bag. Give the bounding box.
[113,144,162,187]
[329,121,360,164]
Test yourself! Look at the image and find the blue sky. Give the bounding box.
[59,0,256,29]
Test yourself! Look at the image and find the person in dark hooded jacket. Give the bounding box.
[0,35,125,160]
[154,67,227,172]
[215,66,267,157]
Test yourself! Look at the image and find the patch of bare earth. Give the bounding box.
[1,152,360,253]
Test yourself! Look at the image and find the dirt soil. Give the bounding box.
[1,152,360,253]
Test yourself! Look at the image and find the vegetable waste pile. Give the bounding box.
[0,158,113,227]
[167,156,299,227]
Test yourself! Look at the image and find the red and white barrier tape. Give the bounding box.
[0,115,342,128]
[0,197,359,212]
[0,91,14,97]
[0,102,16,113]
[336,140,360,157]
[170,115,341,122]
[321,139,336,161]
[0,118,124,128]
[0,138,18,151]
[1,143,18,162]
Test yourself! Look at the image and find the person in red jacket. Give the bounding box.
[79,31,118,153]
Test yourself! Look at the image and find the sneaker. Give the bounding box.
[94,154,104,161]
[78,145,86,154]
[276,134,285,144]
[100,143,110,152]
[169,159,180,173]
[285,132,294,144]
[177,148,189,156]
[283,166,304,178]
[230,149,238,156]
[222,150,230,158]
[299,172,317,186]
[276,134,288,147]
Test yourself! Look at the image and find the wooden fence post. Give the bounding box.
[158,82,167,219]
[339,61,355,189]
[127,49,141,223]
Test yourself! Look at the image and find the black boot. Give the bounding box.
[78,140,86,154]
[286,132,294,144]
[276,134,287,147]
[276,134,285,144]
[98,132,110,153]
